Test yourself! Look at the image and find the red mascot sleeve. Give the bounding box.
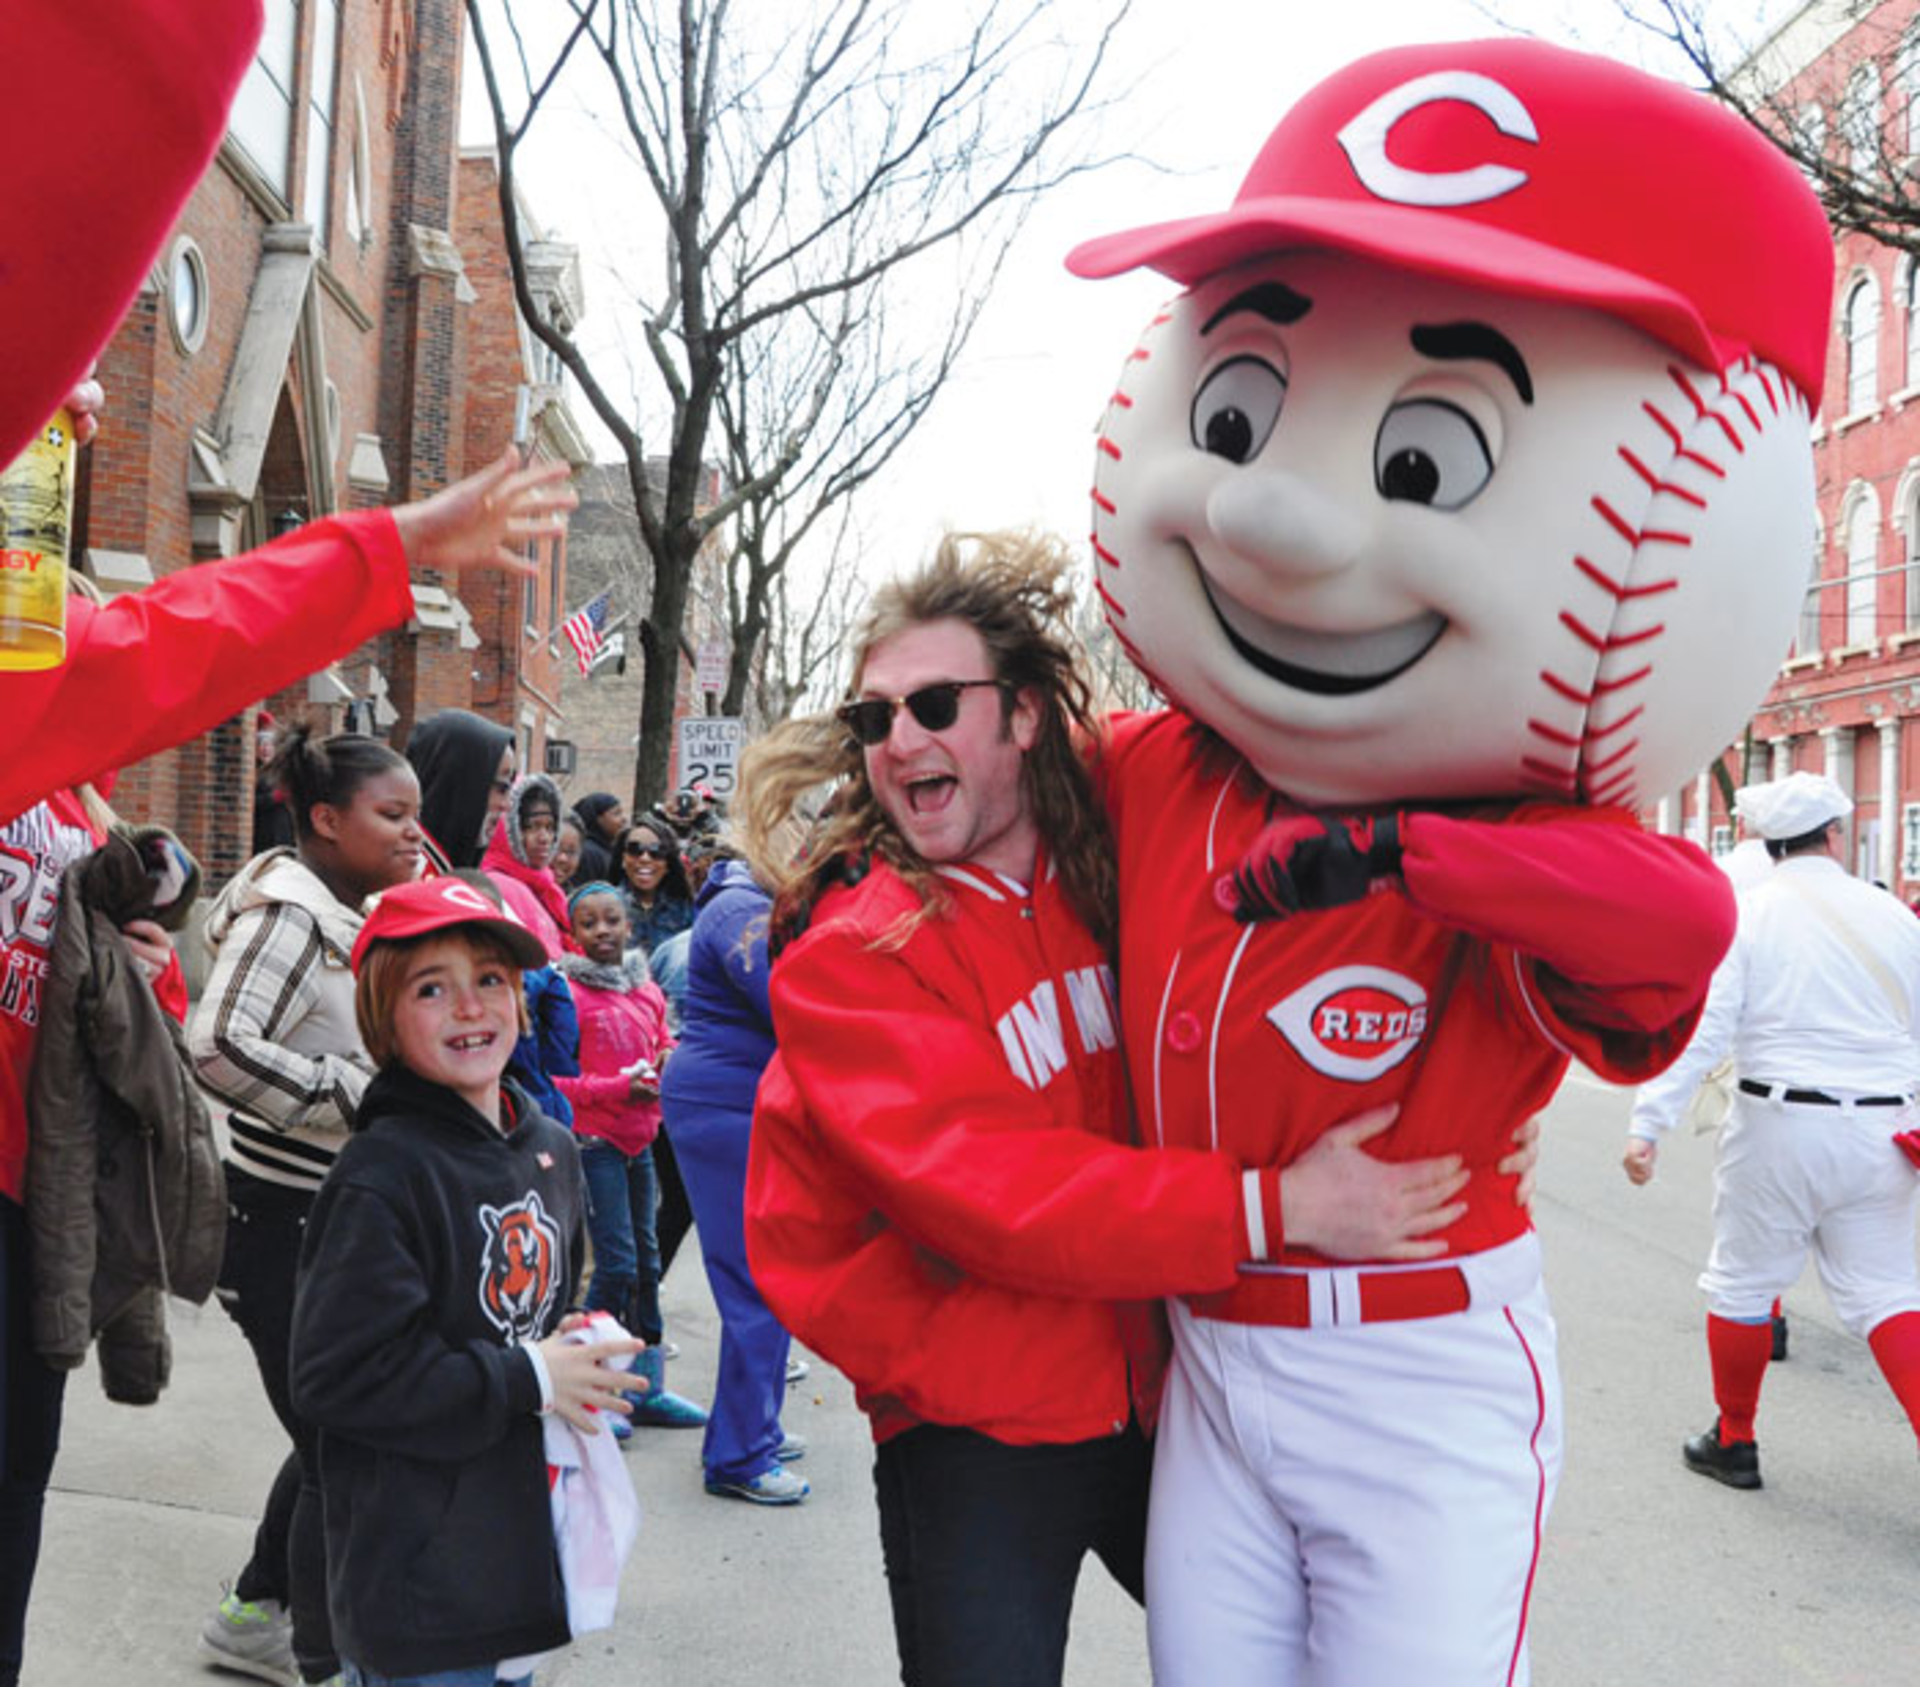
[0,1,264,465]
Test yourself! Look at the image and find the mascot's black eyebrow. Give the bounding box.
[1409,322,1534,404]
[1201,282,1312,336]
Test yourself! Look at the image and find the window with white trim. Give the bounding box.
[1907,482,1920,629]
[229,0,299,199]
[1904,260,1920,390]
[1847,494,1879,645]
[1847,277,1879,415]
[1798,538,1824,656]
[1903,26,1920,155]
[304,0,341,249]
[1847,63,1883,182]
[1903,802,1920,879]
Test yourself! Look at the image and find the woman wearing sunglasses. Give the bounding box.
[613,819,696,961]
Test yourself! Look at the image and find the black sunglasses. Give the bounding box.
[624,841,670,860]
[838,679,1003,748]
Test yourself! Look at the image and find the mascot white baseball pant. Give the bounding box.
[1146,1233,1560,1687]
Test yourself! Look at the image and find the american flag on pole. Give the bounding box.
[560,589,612,675]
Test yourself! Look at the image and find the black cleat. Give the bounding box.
[1771,1312,1789,1362]
[1683,1420,1762,1490]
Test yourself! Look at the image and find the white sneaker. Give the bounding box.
[706,1466,810,1505]
[198,1588,297,1687]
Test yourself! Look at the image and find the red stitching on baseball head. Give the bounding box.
[1573,556,1679,601]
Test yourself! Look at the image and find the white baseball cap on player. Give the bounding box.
[1067,37,1834,407]
[1733,772,1853,842]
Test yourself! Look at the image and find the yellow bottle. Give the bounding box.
[0,409,75,671]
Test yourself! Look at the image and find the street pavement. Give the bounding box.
[26,1073,1920,1685]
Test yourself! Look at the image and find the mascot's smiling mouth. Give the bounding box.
[1198,569,1447,697]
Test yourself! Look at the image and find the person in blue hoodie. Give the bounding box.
[659,850,808,1506]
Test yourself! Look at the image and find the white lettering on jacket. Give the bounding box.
[997,964,1118,1091]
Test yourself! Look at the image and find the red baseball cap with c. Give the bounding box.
[1068,38,1834,407]
[350,877,548,976]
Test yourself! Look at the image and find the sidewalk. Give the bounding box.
[27,1235,1148,1685]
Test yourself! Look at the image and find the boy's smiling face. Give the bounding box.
[389,935,521,1120]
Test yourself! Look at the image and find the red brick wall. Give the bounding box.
[73,0,474,882]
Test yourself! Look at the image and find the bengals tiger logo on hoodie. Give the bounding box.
[476,1191,560,1341]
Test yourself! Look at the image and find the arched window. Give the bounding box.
[1904,260,1920,390]
[1905,478,1920,628]
[1847,277,1879,415]
[1903,24,1920,154]
[1799,537,1825,656]
[1847,493,1880,645]
[1847,63,1883,181]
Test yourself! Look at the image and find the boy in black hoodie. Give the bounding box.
[290,877,641,1685]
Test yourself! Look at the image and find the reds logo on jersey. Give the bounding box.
[476,1190,561,1341]
[1266,964,1429,1082]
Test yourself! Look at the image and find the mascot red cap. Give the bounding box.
[0,1,264,466]
[1070,37,1833,408]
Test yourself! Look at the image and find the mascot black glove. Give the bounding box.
[1233,813,1404,922]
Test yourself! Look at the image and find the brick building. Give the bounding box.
[76,0,585,884]
[555,461,737,814]
[455,147,594,776]
[1658,0,1920,898]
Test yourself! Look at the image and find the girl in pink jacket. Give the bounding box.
[556,884,707,1433]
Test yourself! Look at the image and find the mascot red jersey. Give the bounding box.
[1067,39,1833,1687]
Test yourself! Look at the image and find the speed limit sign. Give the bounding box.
[677,716,743,797]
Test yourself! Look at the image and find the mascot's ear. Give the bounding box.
[0,2,261,465]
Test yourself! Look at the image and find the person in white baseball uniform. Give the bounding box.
[1625,771,1920,1488]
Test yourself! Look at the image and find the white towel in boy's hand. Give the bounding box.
[504,1311,641,1675]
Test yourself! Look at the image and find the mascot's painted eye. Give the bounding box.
[1373,399,1492,510]
[1190,357,1286,464]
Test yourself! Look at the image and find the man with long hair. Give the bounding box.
[737,529,1494,1687]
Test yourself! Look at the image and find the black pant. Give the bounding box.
[218,1167,337,1683]
[873,1421,1151,1687]
[0,1196,65,1687]
[652,1123,693,1279]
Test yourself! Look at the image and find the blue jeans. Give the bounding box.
[341,1663,530,1687]
[578,1140,662,1343]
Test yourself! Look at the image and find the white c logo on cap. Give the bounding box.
[1336,71,1537,208]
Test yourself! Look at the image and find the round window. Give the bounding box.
[168,237,210,355]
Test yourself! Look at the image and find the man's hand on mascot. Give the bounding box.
[1622,1138,1659,1186]
[1233,813,1405,922]
[1501,1115,1544,1206]
[1279,1105,1469,1261]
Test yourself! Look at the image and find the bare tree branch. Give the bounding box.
[469,0,1129,803]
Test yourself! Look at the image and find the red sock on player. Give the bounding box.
[1707,1314,1772,1444]
[1867,1311,1920,1446]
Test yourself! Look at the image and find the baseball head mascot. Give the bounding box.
[1067,39,1833,1686]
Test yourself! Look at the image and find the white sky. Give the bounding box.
[467,1,1777,600]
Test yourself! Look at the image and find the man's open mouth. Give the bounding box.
[1199,570,1446,696]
